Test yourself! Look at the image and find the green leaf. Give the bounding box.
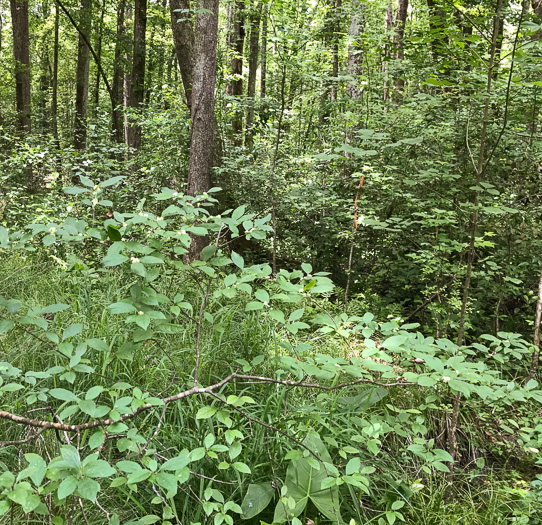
[63,324,83,341]
[79,175,94,187]
[102,253,128,267]
[89,431,105,450]
[77,477,100,501]
[49,388,79,402]
[269,310,286,323]
[200,245,217,261]
[127,469,152,484]
[231,251,244,269]
[140,256,164,264]
[83,459,116,478]
[64,186,89,195]
[106,225,122,241]
[86,339,109,352]
[0,320,14,334]
[196,406,217,419]
[107,302,136,314]
[61,445,81,468]
[22,454,47,486]
[161,450,191,471]
[232,205,246,221]
[241,483,275,519]
[288,309,304,322]
[58,476,78,500]
[274,433,341,524]
[40,304,70,315]
[100,175,125,188]
[245,301,264,311]
[232,462,251,474]
[155,471,178,496]
[346,457,360,475]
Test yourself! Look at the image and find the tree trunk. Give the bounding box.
[124,2,133,145]
[10,0,33,191]
[393,0,408,93]
[532,0,542,40]
[52,1,59,144]
[245,1,261,147]
[145,7,158,106]
[74,0,92,150]
[11,0,31,135]
[260,4,267,99]
[331,0,341,102]
[127,0,147,151]
[93,0,107,108]
[383,0,393,103]
[230,0,245,144]
[186,0,219,261]
[169,0,195,108]
[112,0,126,143]
[528,271,542,380]
[347,0,364,100]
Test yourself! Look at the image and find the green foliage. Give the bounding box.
[0,178,541,523]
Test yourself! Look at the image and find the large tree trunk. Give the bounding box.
[186,0,219,261]
[11,0,31,135]
[245,1,261,147]
[112,0,126,143]
[10,0,33,191]
[74,0,92,150]
[127,0,147,151]
[170,0,195,108]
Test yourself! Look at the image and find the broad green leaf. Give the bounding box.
[127,469,151,484]
[22,454,47,486]
[77,477,100,501]
[160,450,191,471]
[241,483,275,519]
[107,302,136,314]
[231,251,244,269]
[196,406,217,419]
[200,245,217,261]
[232,462,251,474]
[63,324,83,341]
[89,431,105,450]
[107,225,122,241]
[102,253,128,267]
[0,320,14,334]
[58,476,78,500]
[40,304,70,315]
[61,445,81,468]
[49,388,79,402]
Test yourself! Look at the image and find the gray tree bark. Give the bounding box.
[186,0,219,261]
[74,0,92,150]
[169,0,195,107]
